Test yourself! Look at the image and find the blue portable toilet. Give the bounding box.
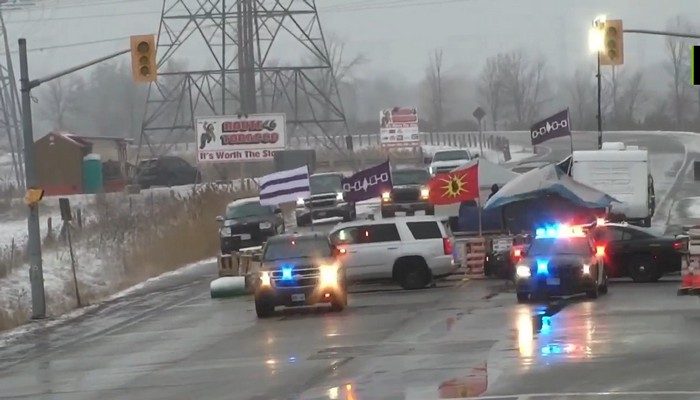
[82,153,103,194]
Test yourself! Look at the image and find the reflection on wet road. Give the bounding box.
[486,280,700,399]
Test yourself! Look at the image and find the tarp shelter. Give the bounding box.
[432,158,520,232]
[483,164,618,233]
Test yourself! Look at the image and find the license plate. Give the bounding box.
[291,293,305,302]
[546,277,560,286]
[317,211,327,217]
[235,234,251,240]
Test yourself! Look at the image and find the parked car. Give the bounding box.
[380,167,434,218]
[135,156,201,188]
[217,197,285,254]
[329,216,457,289]
[296,172,356,226]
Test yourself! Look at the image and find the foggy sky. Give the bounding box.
[2,0,698,83]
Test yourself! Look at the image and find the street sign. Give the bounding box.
[472,107,486,121]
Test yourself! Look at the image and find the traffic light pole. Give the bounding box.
[18,38,129,319]
[596,51,602,149]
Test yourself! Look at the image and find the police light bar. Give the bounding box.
[535,224,585,238]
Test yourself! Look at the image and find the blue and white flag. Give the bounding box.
[259,165,311,206]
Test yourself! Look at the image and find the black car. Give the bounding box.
[590,222,689,282]
[380,167,434,218]
[217,197,285,254]
[251,232,347,318]
[296,173,356,226]
[135,156,201,188]
[514,226,608,303]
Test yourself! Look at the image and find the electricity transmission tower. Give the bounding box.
[138,0,350,158]
[0,2,25,189]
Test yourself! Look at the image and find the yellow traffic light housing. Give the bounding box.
[600,19,624,66]
[24,187,44,207]
[130,34,157,83]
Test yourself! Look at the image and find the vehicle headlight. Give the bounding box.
[259,221,272,230]
[220,227,231,237]
[516,265,531,278]
[296,197,305,206]
[582,264,591,275]
[260,271,271,287]
[420,187,430,199]
[381,191,391,202]
[319,264,340,287]
[336,192,344,201]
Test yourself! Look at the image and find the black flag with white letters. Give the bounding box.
[529,109,571,146]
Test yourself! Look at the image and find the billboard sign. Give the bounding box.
[195,113,286,163]
[379,107,420,147]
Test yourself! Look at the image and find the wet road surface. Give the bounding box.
[482,279,700,400]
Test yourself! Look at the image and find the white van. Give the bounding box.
[571,143,655,227]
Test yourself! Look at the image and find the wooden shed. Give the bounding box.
[35,132,132,196]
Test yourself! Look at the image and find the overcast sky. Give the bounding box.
[2,0,698,82]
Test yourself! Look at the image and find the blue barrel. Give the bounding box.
[82,153,103,194]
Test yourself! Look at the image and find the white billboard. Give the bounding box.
[195,113,286,163]
[379,107,420,147]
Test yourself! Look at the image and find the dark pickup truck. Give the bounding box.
[217,197,285,254]
[380,167,434,218]
[295,172,356,226]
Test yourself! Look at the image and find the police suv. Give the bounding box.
[514,224,608,303]
[252,232,347,318]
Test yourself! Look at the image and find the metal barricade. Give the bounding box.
[218,246,263,293]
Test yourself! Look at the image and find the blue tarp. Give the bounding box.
[458,201,503,232]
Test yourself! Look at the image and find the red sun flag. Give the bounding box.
[427,163,479,205]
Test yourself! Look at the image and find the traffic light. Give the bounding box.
[600,19,624,66]
[130,34,157,83]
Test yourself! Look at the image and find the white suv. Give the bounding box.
[329,216,458,289]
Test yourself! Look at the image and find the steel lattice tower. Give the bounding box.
[138,0,350,158]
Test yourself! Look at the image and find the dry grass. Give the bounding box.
[0,183,254,334]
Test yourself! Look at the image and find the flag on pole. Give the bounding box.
[529,109,571,146]
[427,163,479,205]
[341,160,393,202]
[259,165,311,206]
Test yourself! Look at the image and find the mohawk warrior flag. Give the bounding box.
[529,109,572,146]
[341,160,393,202]
[426,163,479,205]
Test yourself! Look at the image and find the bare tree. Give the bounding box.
[478,54,505,130]
[38,76,83,130]
[498,50,549,128]
[421,49,449,132]
[566,64,596,130]
[605,66,646,129]
[664,15,694,129]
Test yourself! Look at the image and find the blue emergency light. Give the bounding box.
[281,266,294,280]
[535,224,584,239]
[536,259,549,275]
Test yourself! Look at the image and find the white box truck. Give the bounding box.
[571,142,655,227]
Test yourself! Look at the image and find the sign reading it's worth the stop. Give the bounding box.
[194,113,287,163]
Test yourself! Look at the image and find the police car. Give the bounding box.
[252,232,347,318]
[514,224,608,303]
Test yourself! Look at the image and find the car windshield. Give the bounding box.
[527,237,591,257]
[392,169,430,185]
[262,237,332,261]
[225,201,272,219]
[310,174,342,194]
[433,150,470,162]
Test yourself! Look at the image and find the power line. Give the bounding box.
[5,10,160,23]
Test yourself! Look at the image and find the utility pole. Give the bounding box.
[0,7,24,187]
[596,51,602,149]
[18,38,131,319]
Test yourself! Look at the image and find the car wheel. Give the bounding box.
[600,273,609,295]
[295,216,306,227]
[628,257,660,283]
[397,263,430,290]
[586,284,600,299]
[642,216,651,227]
[425,206,435,216]
[381,209,395,219]
[255,295,275,318]
[516,292,529,303]
[330,291,347,312]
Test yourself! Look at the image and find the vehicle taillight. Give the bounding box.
[513,248,522,258]
[443,237,452,255]
[596,245,605,256]
[673,240,688,251]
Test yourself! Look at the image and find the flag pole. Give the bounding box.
[477,198,483,236]
[567,108,574,175]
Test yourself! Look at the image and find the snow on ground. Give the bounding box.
[0,256,216,347]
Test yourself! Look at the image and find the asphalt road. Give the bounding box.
[0,132,693,400]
